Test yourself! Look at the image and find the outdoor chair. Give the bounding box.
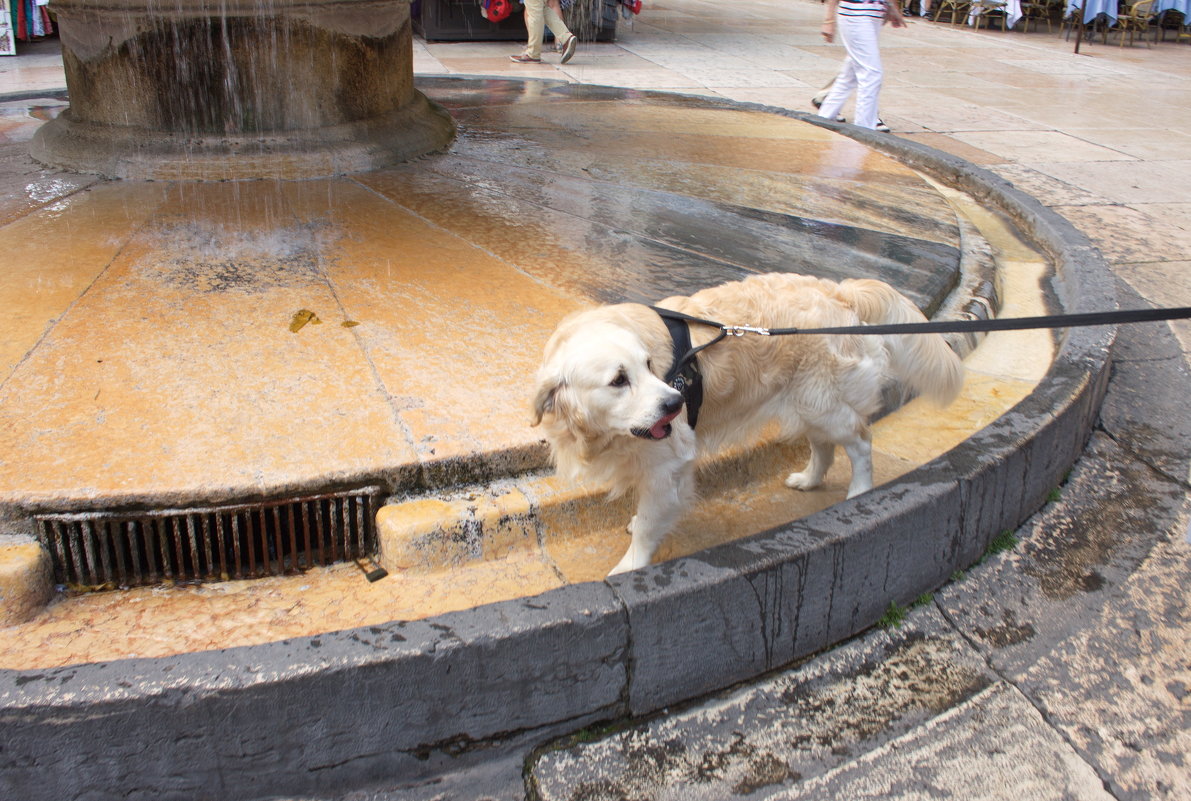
[969,0,1009,29]
[1061,7,1109,42]
[1020,0,1060,31]
[933,0,972,23]
[1114,0,1156,45]
[1155,8,1187,40]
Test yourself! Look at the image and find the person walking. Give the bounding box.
[510,0,578,64]
[816,0,904,131]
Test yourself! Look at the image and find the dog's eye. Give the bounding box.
[610,371,630,388]
[646,358,653,373]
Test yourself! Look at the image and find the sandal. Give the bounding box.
[509,53,541,63]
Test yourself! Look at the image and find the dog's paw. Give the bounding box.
[845,480,872,499]
[785,471,821,491]
[608,552,640,576]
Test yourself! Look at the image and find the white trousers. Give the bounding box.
[523,0,572,59]
[818,14,885,130]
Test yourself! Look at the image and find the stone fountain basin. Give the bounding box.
[0,81,1113,801]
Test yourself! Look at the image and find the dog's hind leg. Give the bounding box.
[840,431,873,498]
[608,462,694,576]
[785,436,835,492]
[785,412,873,498]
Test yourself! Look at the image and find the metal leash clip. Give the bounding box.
[722,324,772,337]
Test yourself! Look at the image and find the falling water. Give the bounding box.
[32,0,455,179]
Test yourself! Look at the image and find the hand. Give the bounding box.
[821,20,836,41]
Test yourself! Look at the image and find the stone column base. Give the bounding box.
[32,91,456,181]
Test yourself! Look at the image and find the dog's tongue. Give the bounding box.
[650,409,682,439]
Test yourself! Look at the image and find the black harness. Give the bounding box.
[649,307,727,430]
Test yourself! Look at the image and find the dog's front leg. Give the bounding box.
[609,457,695,576]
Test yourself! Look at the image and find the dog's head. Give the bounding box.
[532,308,685,453]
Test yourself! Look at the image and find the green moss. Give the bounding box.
[986,530,1019,556]
[877,601,906,629]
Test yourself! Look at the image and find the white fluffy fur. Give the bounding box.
[531,273,964,576]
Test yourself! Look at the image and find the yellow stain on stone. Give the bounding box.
[376,486,539,571]
[289,308,323,332]
[378,497,474,570]
[372,438,924,588]
[0,179,421,505]
[924,176,1057,376]
[874,372,1036,466]
[282,177,583,464]
[0,105,1059,669]
[875,176,1055,463]
[0,543,52,627]
[964,259,1055,383]
[0,553,564,668]
[0,181,168,378]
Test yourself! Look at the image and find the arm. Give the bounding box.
[885,0,907,26]
[821,0,841,41]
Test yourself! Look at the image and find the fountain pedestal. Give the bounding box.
[32,0,456,180]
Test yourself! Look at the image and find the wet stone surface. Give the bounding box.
[0,96,93,226]
[0,77,964,514]
[0,74,987,668]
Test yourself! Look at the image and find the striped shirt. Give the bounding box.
[838,0,888,18]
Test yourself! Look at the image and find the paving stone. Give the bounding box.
[769,682,1115,801]
[530,607,996,801]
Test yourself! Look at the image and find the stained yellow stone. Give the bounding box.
[0,88,1057,669]
[0,544,53,627]
[377,487,539,571]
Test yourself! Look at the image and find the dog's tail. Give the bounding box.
[839,279,964,407]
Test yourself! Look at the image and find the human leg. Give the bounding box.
[837,15,884,129]
[817,57,858,122]
[518,0,547,59]
[811,77,835,108]
[545,0,577,62]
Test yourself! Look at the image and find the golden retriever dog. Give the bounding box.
[531,273,964,576]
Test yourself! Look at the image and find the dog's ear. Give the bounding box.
[531,375,563,426]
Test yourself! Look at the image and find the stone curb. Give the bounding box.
[0,92,1115,801]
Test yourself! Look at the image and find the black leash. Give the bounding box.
[655,305,1191,339]
[648,304,1191,430]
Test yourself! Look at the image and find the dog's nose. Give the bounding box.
[661,392,684,416]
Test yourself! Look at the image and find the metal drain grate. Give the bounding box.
[36,487,383,591]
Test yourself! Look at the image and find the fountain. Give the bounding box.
[0,1,1115,797]
[31,0,456,179]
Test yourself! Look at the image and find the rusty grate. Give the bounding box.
[36,487,383,591]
